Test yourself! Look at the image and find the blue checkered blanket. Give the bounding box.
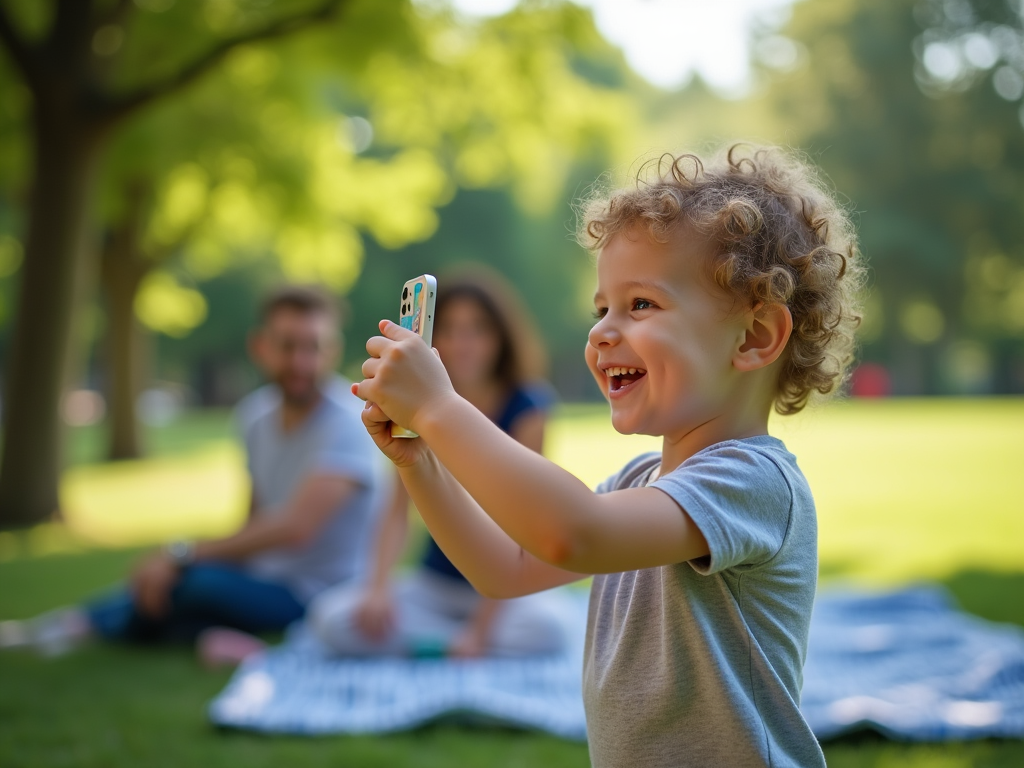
[208,586,1024,741]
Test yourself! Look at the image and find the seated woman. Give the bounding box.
[308,268,568,658]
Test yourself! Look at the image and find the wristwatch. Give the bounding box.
[165,540,196,568]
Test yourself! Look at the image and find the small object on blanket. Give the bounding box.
[410,637,448,659]
[198,627,267,669]
[208,586,1024,742]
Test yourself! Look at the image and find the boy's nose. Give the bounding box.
[588,316,620,348]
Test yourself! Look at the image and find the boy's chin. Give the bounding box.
[609,409,645,436]
[610,404,673,438]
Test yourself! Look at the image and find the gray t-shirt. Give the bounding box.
[585,436,825,768]
[237,377,388,603]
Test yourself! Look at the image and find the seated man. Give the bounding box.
[1,285,388,656]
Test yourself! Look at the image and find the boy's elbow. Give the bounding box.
[534,526,582,570]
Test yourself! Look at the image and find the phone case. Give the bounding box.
[391,274,437,438]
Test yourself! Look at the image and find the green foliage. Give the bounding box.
[760,0,1024,393]
[85,0,631,332]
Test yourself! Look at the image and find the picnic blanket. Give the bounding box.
[208,585,1024,742]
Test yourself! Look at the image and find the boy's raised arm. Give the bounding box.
[356,322,709,575]
[360,401,585,598]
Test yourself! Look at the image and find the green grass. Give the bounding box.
[2,399,1023,766]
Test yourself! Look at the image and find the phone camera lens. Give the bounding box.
[402,287,409,300]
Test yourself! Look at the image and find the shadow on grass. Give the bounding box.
[822,729,1024,768]
[942,570,1024,629]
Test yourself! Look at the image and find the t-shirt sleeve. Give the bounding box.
[233,402,259,480]
[234,385,278,438]
[650,444,793,574]
[595,452,661,494]
[311,405,381,488]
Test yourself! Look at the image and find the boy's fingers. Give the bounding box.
[351,380,374,401]
[379,319,418,341]
[360,401,391,425]
[361,356,380,379]
[365,335,389,357]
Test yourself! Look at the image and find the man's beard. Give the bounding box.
[278,377,321,407]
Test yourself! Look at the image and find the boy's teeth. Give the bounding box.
[607,366,644,376]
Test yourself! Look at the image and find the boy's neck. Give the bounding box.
[659,398,772,475]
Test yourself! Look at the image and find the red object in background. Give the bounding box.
[850,363,892,398]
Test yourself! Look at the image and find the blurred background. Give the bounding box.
[0,0,1022,766]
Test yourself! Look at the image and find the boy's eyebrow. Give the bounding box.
[593,279,674,302]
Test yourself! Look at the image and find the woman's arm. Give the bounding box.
[450,402,550,653]
[366,477,411,591]
[352,475,411,641]
[449,596,504,658]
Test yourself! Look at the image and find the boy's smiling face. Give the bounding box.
[585,227,749,439]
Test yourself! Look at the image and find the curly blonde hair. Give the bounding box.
[579,144,865,415]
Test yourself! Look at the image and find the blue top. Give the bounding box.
[419,383,555,582]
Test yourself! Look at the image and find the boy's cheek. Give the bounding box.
[583,343,609,400]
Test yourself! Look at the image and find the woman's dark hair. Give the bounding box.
[435,266,547,389]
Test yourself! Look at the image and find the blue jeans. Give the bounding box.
[86,563,305,644]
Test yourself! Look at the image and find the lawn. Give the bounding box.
[1,398,1022,767]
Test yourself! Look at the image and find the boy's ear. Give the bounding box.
[734,303,793,372]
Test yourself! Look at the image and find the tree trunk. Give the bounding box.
[100,192,150,461]
[0,110,103,528]
[103,271,149,461]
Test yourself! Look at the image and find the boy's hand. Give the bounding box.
[360,401,431,468]
[354,319,459,438]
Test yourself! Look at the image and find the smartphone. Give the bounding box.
[390,274,437,438]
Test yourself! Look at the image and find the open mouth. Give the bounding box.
[605,366,647,393]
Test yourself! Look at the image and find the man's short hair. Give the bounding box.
[259,284,342,328]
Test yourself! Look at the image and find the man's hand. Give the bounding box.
[131,552,181,619]
[353,319,460,438]
[353,585,397,643]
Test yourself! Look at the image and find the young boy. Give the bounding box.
[353,145,863,767]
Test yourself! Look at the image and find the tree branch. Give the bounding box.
[101,0,346,124]
[0,0,39,87]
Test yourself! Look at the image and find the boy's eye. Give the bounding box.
[592,307,607,320]
[632,298,655,311]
